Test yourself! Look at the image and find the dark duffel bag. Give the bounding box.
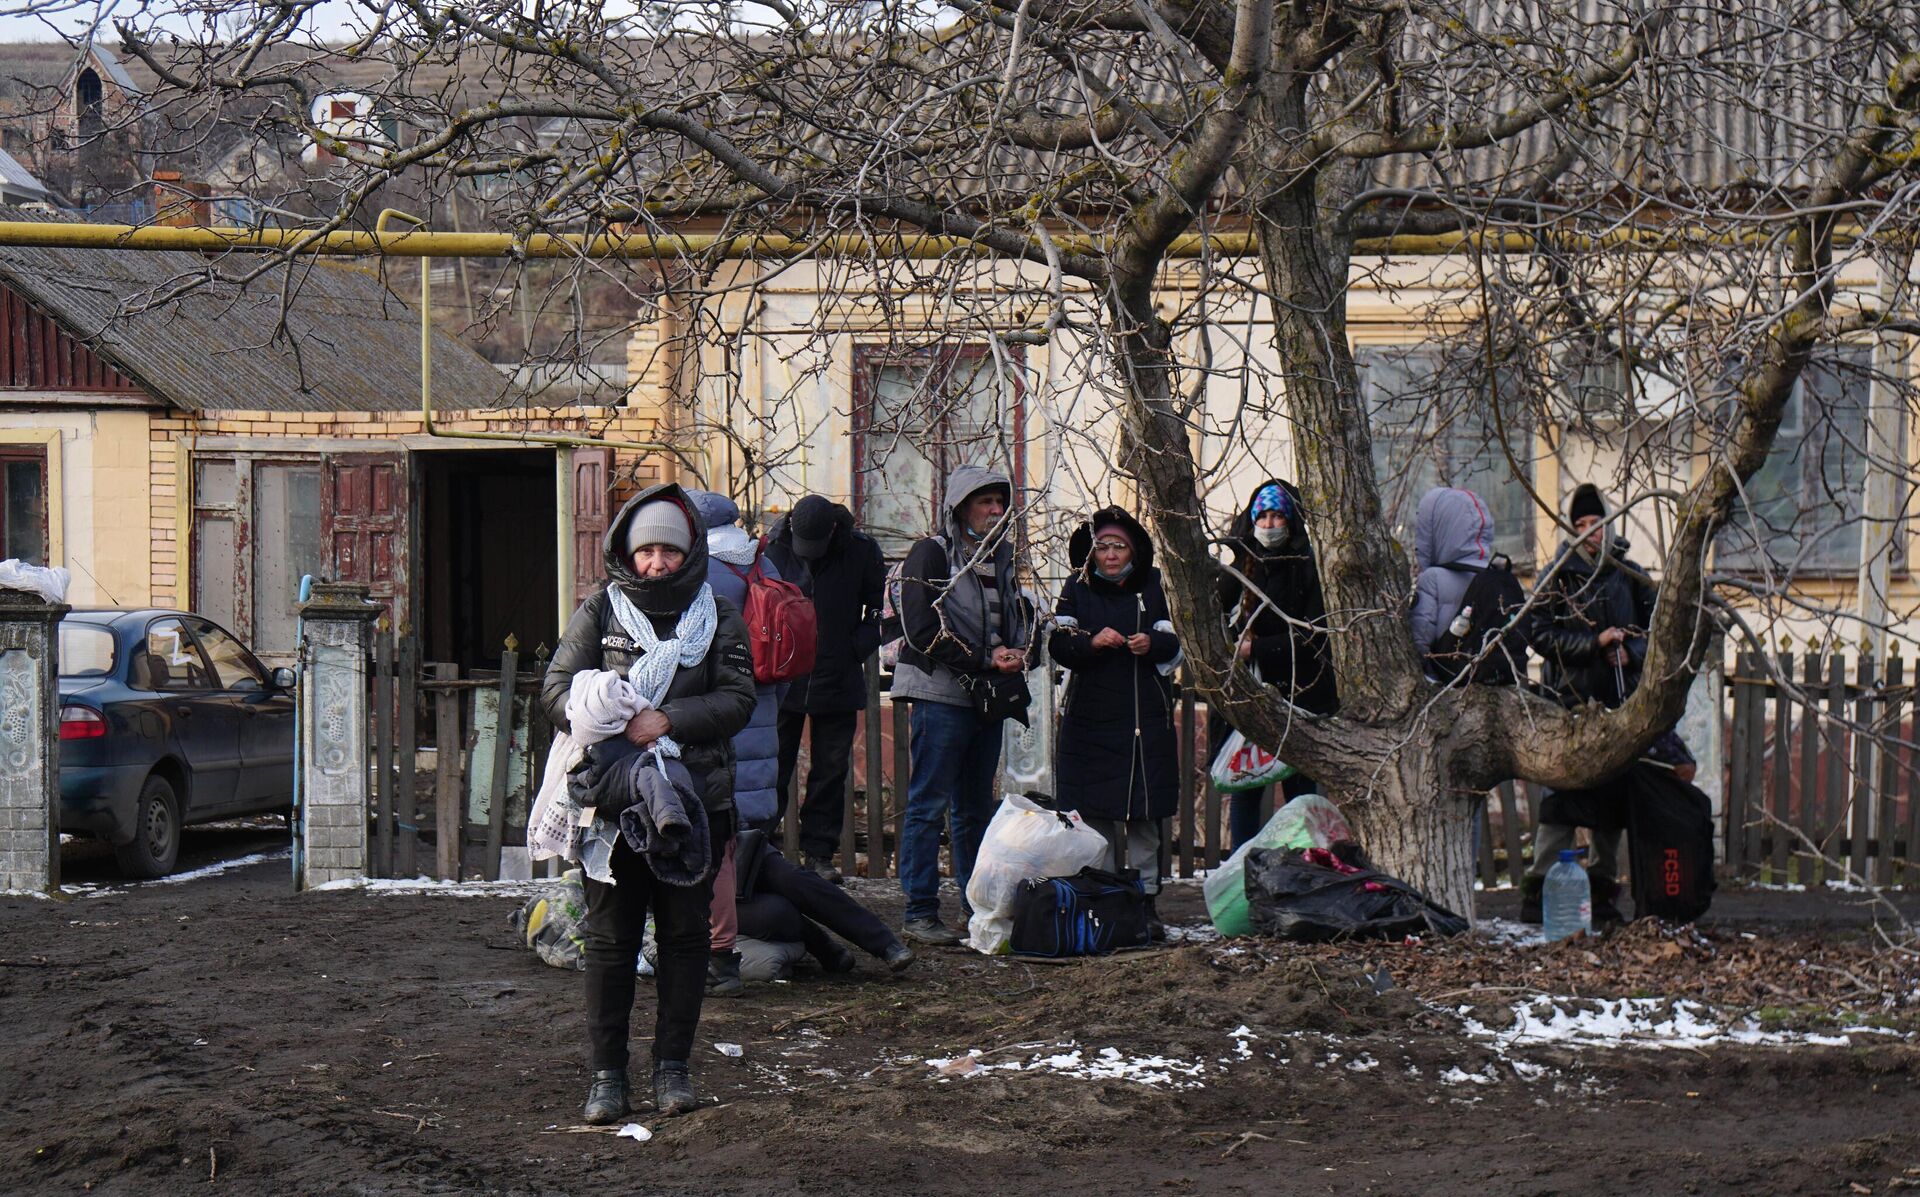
[1243,846,1469,942]
[1009,866,1152,957]
[1624,764,1717,923]
[1538,761,1716,924]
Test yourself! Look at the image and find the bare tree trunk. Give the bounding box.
[1334,746,1479,921]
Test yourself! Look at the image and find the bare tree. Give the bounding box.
[16,0,1920,912]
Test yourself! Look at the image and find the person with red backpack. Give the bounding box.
[688,490,794,995]
[763,495,888,880]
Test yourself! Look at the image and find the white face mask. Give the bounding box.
[1254,524,1290,549]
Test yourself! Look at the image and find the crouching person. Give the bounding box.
[734,828,916,973]
[541,485,756,1123]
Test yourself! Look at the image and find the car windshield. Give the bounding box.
[58,623,118,677]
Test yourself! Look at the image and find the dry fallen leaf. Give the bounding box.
[1851,1182,1873,1195]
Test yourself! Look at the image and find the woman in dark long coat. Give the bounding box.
[1049,507,1181,925]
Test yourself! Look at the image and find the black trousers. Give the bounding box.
[738,846,898,959]
[581,811,725,1071]
[774,709,859,860]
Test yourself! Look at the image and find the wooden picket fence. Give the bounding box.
[1726,645,1920,886]
[789,662,1553,887]
[348,637,1586,889]
[360,624,554,882]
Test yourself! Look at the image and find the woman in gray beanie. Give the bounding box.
[540,485,756,1123]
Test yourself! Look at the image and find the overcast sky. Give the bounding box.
[0,1,364,44]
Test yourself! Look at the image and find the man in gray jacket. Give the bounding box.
[889,464,1031,945]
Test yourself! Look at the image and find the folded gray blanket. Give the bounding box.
[615,754,712,886]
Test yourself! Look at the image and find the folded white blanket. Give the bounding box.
[530,670,644,865]
[566,668,641,744]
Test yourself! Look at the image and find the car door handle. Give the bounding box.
[241,706,258,718]
[173,705,194,719]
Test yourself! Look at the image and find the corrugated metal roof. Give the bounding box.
[0,147,48,199]
[0,207,517,413]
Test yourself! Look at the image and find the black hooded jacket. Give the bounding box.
[764,501,888,714]
[1049,508,1182,821]
[1213,478,1339,715]
[540,483,758,815]
[1529,534,1659,709]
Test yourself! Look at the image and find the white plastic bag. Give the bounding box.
[1203,794,1353,936]
[1208,728,1296,792]
[0,559,70,603]
[965,794,1109,953]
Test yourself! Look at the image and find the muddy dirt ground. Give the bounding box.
[5,826,1920,1197]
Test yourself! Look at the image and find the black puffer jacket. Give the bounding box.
[1213,478,1339,715]
[764,501,888,714]
[1049,508,1181,821]
[1529,535,1659,709]
[541,482,758,814]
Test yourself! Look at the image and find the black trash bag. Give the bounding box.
[1540,761,1715,924]
[1243,846,1469,942]
[1009,866,1153,956]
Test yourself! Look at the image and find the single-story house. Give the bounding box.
[0,208,674,667]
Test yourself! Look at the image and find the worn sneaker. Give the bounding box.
[652,1060,697,1117]
[881,939,916,973]
[706,950,744,996]
[902,917,964,946]
[583,1068,630,1125]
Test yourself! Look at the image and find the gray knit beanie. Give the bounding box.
[624,498,693,556]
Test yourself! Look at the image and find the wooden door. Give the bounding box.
[322,452,408,611]
[571,448,613,603]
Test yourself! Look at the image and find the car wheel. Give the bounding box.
[113,774,181,880]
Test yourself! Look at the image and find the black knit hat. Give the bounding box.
[1568,483,1607,523]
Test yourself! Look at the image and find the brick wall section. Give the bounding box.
[147,401,674,608]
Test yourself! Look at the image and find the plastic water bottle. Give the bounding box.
[1542,849,1592,942]
[1447,605,1474,640]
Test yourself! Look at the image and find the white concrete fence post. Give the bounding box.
[0,587,69,894]
[298,581,382,890]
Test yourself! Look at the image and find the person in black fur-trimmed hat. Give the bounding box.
[1049,507,1182,934]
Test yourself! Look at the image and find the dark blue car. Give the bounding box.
[58,610,296,878]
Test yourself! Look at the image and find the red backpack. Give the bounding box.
[727,543,818,683]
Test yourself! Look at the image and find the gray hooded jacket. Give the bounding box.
[1410,487,1495,659]
[889,463,1031,707]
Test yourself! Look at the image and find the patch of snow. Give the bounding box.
[1476,917,1545,947]
[1165,922,1220,944]
[1345,1054,1379,1073]
[1440,1066,1496,1086]
[1461,997,1900,1051]
[1511,1060,1548,1081]
[1229,1026,1257,1060]
[310,875,548,897]
[144,849,290,885]
[928,1043,1208,1090]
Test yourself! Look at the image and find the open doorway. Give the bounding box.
[417,449,559,670]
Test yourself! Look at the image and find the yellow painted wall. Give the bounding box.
[0,405,155,607]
